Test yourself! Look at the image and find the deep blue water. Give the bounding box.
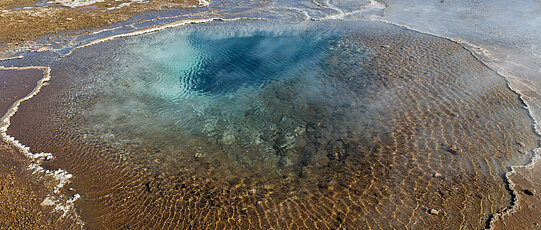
[183,33,331,95]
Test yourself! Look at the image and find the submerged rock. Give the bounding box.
[522,189,535,196]
[428,209,440,215]
[274,132,296,150]
[221,131,236,145]
[194,152,205,159]
[326,139,347,161]
[278,156,293,167]
[294,126,306,136]
[445,145,462,155]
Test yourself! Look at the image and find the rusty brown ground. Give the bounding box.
[0,0,199,55]
[493,159,541,230]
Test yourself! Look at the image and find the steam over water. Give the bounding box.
[5,20,538,229]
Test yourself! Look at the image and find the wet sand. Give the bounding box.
[0,69,43,113]
[0,141,74,229]
[0,69,46,229]
[493,157,541,229]
[0,69,76,229]
[0,141,48,229]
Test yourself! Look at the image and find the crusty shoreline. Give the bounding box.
[0,0,200,56]
[492,155,541,229]
[0,69,74,228]
[0,1,203,228]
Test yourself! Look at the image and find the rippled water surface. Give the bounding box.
[6,20,539,229]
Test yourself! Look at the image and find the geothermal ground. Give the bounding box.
[0,0,540,229]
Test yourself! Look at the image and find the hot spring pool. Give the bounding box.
[6,20,539,228]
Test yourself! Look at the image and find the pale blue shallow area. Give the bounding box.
[72,22,373,172]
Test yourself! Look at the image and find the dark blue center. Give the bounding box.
[182,33,331,95]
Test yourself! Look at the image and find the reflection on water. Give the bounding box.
[7,20,539,229]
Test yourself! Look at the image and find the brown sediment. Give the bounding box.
[0,141,48,229]
[0,68,47,229]
[492,156,541,229]
[0,141,81,229]
[6,21,539,229]
[0,69,77,229]
[0,69,44,114]
[0,0,200,54]
[0,0,42,9]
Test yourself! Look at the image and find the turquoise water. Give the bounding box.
[75,22,372,173]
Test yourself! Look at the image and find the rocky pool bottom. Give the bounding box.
[5,20,540,229]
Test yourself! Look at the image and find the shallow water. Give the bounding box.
[5,20,539,229]
[383,0,541,134]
